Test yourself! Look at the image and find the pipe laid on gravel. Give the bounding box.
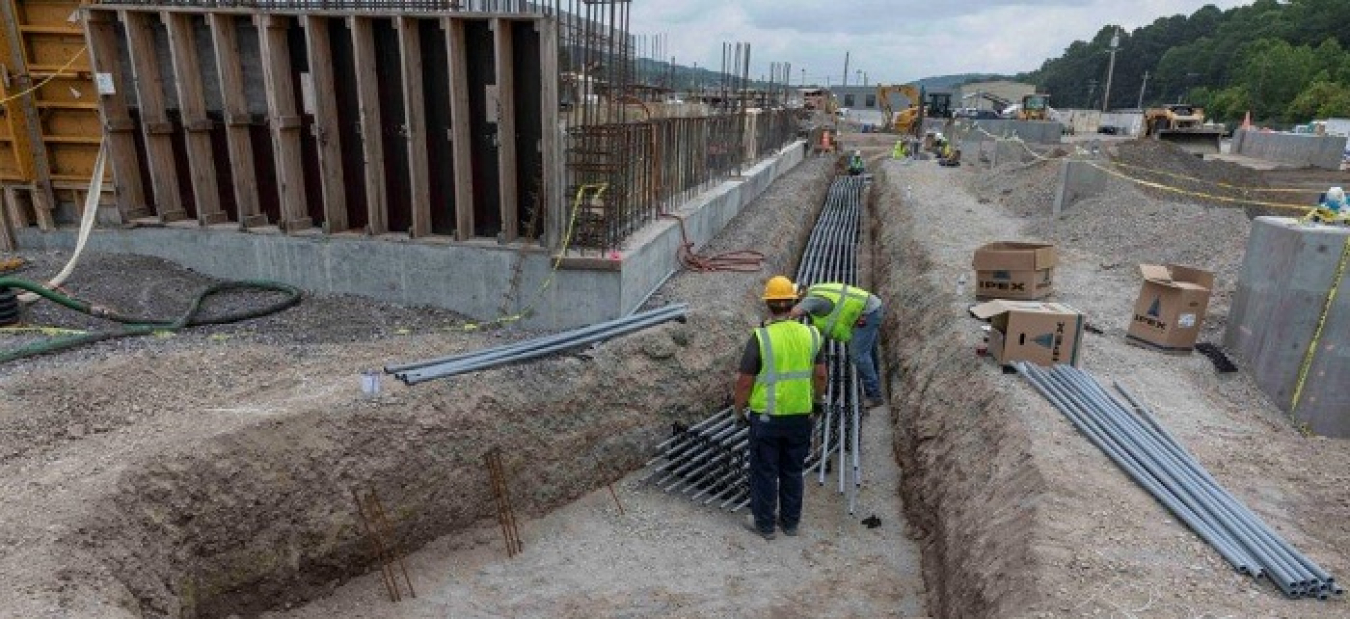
[390,304,687,385]
[1019,363,1339,599]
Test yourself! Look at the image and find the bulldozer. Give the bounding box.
[1017,94,1051,121]
[1142,104,1224,155]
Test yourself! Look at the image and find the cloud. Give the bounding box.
[627,0,1253,83]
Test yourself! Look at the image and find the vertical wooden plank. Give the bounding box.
[538,18,559,250]
[301,16,347,234]
[397,17,431,238]
[208,14,264,228]
[122,10,186,222]
[163,12,226,225]
[256,14,311,232]
[0,0,56,229]
[0,186,15,251]
[492,18,518,242]
[86,9,149,222]
[445,17,473,240]
[350,16,387,235]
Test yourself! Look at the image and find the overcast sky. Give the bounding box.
[627,0,1254,85]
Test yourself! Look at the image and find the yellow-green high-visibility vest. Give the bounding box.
[749,320,822,416]
[806,283,871,343]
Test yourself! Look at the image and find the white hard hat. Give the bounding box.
[1328,186,1345,202]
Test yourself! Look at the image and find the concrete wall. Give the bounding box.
[955,119,1062,144]
[1233,129,1347,170]
[1224,217,1350,437]
[1052,160,1107,216]
[18,141,806,331]
[1055,109,1143,136]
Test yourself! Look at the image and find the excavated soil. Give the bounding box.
[5,136,1350,618]
[879,140,1350,617]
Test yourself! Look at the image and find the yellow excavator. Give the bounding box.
[878,83,924,135]
[1142,104,1224,155]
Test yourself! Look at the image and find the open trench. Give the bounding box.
[12,154,1052,617]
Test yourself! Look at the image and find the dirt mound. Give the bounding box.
[872,167,1046,617]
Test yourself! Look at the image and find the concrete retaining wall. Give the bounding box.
[1224,217,1350,436]
[1052,160,1108,216]
[1232,129,1347,170]
[18,141,806,331]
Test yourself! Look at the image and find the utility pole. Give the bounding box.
[1102,27,1120,112]
[842,51,850,87]
[1137,70,1150,110]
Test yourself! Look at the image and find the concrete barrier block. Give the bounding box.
[1052,160,1107,217]
[1233,129,1347,170]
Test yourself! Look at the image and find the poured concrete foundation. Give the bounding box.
[1232,129,1347,170]
[1225,217,1350,436]
[17,141,805,330]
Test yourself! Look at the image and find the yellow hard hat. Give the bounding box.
[762,276,800,301]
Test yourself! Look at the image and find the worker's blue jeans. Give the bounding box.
[748,413,813,533]
[850,307,884,399]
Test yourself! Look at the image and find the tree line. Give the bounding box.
[1017,0,1350,126]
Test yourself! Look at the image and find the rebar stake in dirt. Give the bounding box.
[485,448,524,557]
[352,487,416,602]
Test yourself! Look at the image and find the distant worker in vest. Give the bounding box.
[790,281,886,409]
[733,276,827,540]
[847,150,865,175]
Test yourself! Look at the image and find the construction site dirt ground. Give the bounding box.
[2,138,1349,618]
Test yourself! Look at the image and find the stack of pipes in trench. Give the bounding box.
[1018,363,1341,600]
[644,176,868,513]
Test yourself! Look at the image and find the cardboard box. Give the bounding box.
[971,300,1085,367]
[1126,264,1214,353]
[972,242,1057,300]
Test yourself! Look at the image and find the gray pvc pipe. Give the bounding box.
[1114,381,1335,588]
[1020,364,1257,575]
[1054,369,1302,590]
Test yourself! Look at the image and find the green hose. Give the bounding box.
[0,277,303,364]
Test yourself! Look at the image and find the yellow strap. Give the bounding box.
[1289,234,1350,425]
[1105,159,1317,194]
[0,45,88,105]
[444,183,607,332]
[1084,161,1315,213]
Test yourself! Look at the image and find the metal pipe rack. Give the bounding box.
[645,175,870,513]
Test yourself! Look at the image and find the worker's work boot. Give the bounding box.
[744,517,775,540]
[864,396,885,409]
[778,520,799,537]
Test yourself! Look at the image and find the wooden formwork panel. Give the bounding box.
[0,0,106,192]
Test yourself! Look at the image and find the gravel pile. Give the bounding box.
[0,251,477,378]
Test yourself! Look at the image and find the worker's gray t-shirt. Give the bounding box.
[797,291,882,318]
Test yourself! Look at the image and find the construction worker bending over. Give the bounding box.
[790,282,886,409]
[733,276,827,540]
[847,150,865,175]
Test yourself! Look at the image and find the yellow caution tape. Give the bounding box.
[0,45,88,105]
[1104,159,1318,194]
[1289,233,1350,426]
[443,183,608,332]
[1083,161,1315,213]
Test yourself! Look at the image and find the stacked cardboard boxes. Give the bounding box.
[972,242,1057,300]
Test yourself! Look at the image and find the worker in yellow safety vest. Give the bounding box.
[790,282,886,408]
[733,275,826,540]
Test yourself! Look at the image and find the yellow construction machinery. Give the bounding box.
[1018,94,1051,121]
[1142,104,1224,155]
[877,83,924,135]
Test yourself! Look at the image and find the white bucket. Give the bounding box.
[360,370,381,396]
